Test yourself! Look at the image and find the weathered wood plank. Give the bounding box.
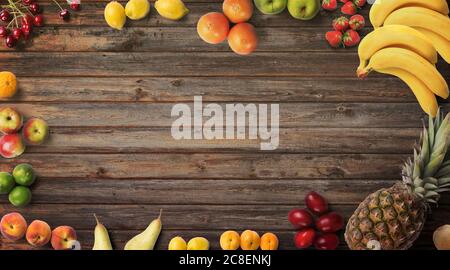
[4,178,450,205]
[0,230,438,250]
[3,102,442,128]
[27,127,419,154]
[0,153,405,179]
[9,77,419,103]
[13,27,369,52]
[18,3,369,28]
[0,205,448,232]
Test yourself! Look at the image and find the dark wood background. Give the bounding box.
[0,0,449,250]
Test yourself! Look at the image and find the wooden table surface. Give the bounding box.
[0,0,449,250]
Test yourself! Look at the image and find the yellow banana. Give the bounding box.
[357,25,437,72]
[377,68,438,117]
[384,7,450,41]
[357,47,449,99]
[370,0,449,28]
[415,27,450,64]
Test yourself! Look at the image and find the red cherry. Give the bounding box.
[0,10,11,22]
[305,191,329,215]
[70,2,80,11]
[294,228,316,249]
[22,0,33,5]
[316,212,344,233]
[21,24,32,39]
[59,9,70,21]
[33,14,44,26]
[5,35,16,48]
[0,26,8,38]
[12,28,22,40]
[314,233,340,250]
[29,3,41,14]
[288,208,313,228]
[21,14,34,26]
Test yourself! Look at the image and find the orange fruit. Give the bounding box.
[220,230,240,250]
[227,23,258,55]
[240,230,260,250]
[0,71,17,98]
[223,0,253,23]
[197,12,230,44]
[260,232,279,250]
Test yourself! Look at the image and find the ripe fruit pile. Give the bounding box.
[0,163,37,207]
[322,0,366,48]
[0,0,80,48]
[288,192,344,250]
[357,0,450,117]
[0,212,78,250]
[197,0,258,55]
[0,107,49,159]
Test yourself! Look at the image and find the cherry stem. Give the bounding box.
[52,0,64,11]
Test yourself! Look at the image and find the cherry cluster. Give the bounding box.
[0,0,81,48]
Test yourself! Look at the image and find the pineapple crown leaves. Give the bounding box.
[402,108,450,204]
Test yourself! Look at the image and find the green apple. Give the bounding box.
[254,0,287,15]
[287,0,320,20]
[0,172,15,194]
[9,186,32,207]
[13,163,36,186]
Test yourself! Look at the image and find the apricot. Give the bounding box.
[260,232,279,250]
[220,230,240,250]
[0,212,27,241]
[26,220,51,247]
[240,230,260,250]
[51,226,77,250]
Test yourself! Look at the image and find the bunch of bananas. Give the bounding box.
[357,0,450,117]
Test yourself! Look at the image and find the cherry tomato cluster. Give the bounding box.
[0,0,80,48]
[288,191,344,250]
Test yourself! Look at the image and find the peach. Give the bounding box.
[0,133,26,158]
[0,212,27,241]
[260,232,279,250]
[51,225,77,250]
[240,230,260,250]
[26,220,51,247]
[220,230,240,250]
[433,224,450,250]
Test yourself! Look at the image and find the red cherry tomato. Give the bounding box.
[314,233,340,250]
[316,212,344,233]
[288,208,313,228]
[305,191,328,215]
[294,228,316,249]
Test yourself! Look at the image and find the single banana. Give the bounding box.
[357,47,449,99]
[384,7,450,41]
[370,0,449,28]
[376,68,438,117]
[415,27,450,64]
[357,25,437,72]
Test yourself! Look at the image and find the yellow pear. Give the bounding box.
[155,0,189,20]
[124,210,162,250]
[125,0,150,20]
[104,1,126,30]
[92,214,113,250]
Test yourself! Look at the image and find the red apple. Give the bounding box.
[22,117,49,145]
[0,133,25,158]
[0,107,23,134]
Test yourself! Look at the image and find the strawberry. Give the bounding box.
[322,0,338,11]
[343,29,360,47]
[341,2,357,15]
[332,16,349,31]
[325,31,343,48]
[353,0,366,7]
[349,14,365,30]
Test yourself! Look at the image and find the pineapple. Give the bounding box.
[345,111,450,250]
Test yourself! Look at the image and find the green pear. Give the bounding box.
[92,214,113,250]
[124,210,162,250]
[287,0,320,20]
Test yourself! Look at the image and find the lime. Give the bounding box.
[8,186,32,207]
[0,172,15,194]
[12,163,36,186]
